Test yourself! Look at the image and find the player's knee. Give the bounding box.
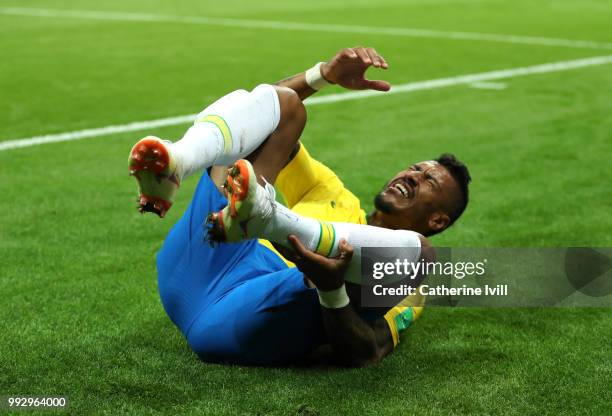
[274,86,306,127]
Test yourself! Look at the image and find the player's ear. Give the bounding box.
[428,211,450,233]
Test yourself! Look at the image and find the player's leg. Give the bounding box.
[207,159,423,284]
[186,267,326,365]
[207,87,304,191]
[246,88,306,185]
[156,169,257,333]
[128,84,299,217]
[172,84,288,177]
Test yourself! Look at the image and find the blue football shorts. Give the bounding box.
[156,171,326,365]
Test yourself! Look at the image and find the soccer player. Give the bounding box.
[129,47,471,366]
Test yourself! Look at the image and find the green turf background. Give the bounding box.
[0,0,611,414]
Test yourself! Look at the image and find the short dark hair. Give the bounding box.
[436,153,471,228]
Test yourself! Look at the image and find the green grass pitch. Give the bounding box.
[1,0,611,414]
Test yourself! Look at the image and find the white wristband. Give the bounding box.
[305,62,332,91]
[317,284,350,309]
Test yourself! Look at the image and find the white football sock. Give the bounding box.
[170,84,281,179]
[170,123,224,179]
[249,183,423,284]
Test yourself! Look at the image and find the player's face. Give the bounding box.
[373,160,460,235]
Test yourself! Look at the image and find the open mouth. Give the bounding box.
[387,178,414,199]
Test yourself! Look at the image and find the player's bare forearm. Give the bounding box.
[320,304,394,367]
[274,72,317,101]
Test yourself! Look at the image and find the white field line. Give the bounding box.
[2,54,612,152]
[2,7,612,51]
[469,81,507,90]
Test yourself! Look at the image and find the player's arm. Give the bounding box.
[320,298,395,366]
[278,235,432,367]
[274,46,391,101]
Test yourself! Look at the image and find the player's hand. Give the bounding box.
[321,47,391,92]
[273,236,354,291]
